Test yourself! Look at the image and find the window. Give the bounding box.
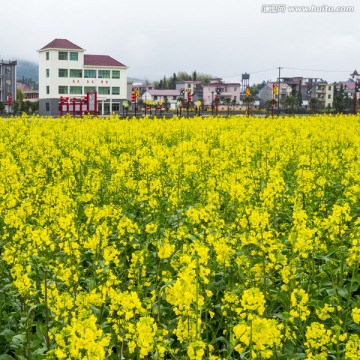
[46,86,50,94]
[70,69,82,78]
[328,86,331,91]
[59,86,68,94]
[70,52,78,61]
[70,86,82,95]
[98,70,110,79]
[58,69,68,77]
[46,69,49,77]
[98,87,110,95]
[328,94,331,99]
[234,87,238,91]
[46,52,49,60]
[112,103,120,112]
[112,70,120,79]
[187,83,191,88]
[112,87,120,95]
[58,51,68,60]
[84,70,96,78]
[154,96,158,100]
[46,103,50,111]
[84,86,96,93]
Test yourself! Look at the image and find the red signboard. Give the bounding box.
[59,92,97,116]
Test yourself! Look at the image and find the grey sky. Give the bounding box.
[1,0,359,84]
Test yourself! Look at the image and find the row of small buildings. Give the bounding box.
[1,38,359,115]
[133,77,356,111]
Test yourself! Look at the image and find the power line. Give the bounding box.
[222,68,278,79]
[223,66,352,80]
[283,67,352,73]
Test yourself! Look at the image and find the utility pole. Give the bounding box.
[278,67,282,116]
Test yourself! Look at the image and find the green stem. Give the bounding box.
[44,268,50,351]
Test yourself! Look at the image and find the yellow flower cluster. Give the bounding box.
[1,114,360,359]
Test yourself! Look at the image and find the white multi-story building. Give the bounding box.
[38,39,128,116]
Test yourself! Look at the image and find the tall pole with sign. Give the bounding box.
[307,83,312,114]
[216,86,221,116]
[245,86,251,116]
[351,70,359,115]
[6,93,12,114]
[355,81,360,115]
[277,67,282,116]
[272,84,278,117]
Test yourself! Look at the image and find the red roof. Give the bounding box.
[40,39,83,50]
[84,54,126,67]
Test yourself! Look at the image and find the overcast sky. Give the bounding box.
[1,0,359,84]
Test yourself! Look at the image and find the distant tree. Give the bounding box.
[31,101,39,114]
[0,102,5,114]
[163,96,170,111]
[163,76,169,89]
[17,88,24,103]
[333,83,346,113]
[177,71,191,81]
[310,97,320,113]
[243,97,255,115]
[15,88,25,113]
[12,102,20,115]
[224,98,231,115]
[250,81,266,95]
[196,73,212,84]
[154,71,212,89]
[264,100,271,110]
[284,96,297,113]
[297,92,303,109]
[171,73,177,89]
[24,100,32,113]
[264,99,276,111]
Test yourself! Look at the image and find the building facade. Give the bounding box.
[258,82,292,107]
[38,39,127,116]
[141,89,180,109]
[175,80,201,95]
[0,60,17,109]
[203,78,240,106]
[127,82,154,101]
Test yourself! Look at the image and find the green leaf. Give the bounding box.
[33,346,47,356]
[213,336,229,345]
[0,355,15,360]
[349,323,360,332]
[337,287,349,298]
[0,329,15,340]
[36,323,46,340]
[10,334,26,349]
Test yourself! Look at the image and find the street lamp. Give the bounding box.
[211,91,214,115]
[351,69,359,115]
